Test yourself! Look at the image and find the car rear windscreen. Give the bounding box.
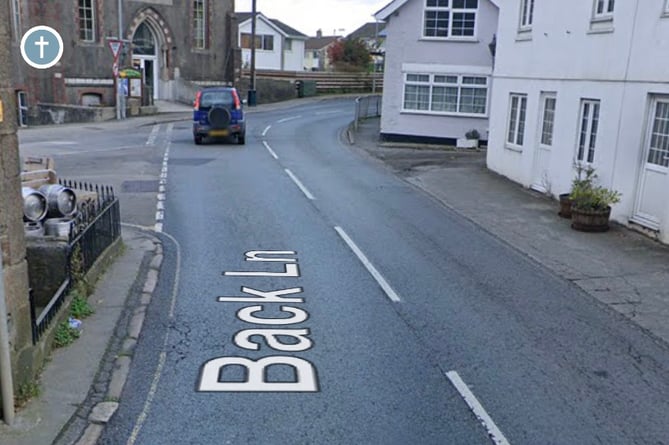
[200,91,233,107]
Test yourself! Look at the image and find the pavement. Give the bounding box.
[3,100,669,444]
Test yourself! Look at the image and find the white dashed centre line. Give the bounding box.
[146,124,160,146]
[277,115,302,123]
[445,371,511,445]
[154,123,173,233]
[334,226,401,302]
[285,169,315,200]
[263,141,279,159]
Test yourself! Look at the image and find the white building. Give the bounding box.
[487,0,669,243]
[375,0,500,144]
[236,12,307,71]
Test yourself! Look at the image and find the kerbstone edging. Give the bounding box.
[74,237,163,445]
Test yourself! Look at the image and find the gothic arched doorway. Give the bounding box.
[132,22,159,99]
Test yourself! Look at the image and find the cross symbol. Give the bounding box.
[34,35,49,59]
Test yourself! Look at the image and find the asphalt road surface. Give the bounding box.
[58,99,669,444]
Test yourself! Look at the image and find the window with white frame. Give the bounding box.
[647,100,669,168]
[241,33,274,50]
[576,99,600,163]
[193,0,207,49]
[11,0,21,41]
[424,0,479,39]
[540,95,556,146]
[593,0,614,19]
[665,0,669,15]
[403,73,488,115]
[285,39,293,51]
[506,94,527,147]
[78,0,95,42]
[519,0,534,30]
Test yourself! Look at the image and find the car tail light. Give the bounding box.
[194,91,202,110]
[232,89,241,110]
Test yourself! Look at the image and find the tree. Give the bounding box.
[327,38,371,72]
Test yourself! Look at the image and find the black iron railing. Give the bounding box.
[30,180,121,344]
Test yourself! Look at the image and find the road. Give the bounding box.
[23,99,669,444]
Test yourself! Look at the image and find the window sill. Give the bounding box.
[420,37,479,43]
[505,145,523,153]
[587,26,614,35]
[401,109,488,119]
[515,30,532,42]
[662,11,669,18]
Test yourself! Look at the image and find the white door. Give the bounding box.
[633,97,669,230]
[531,93,557,192]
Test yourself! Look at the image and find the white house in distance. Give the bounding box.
[236,12,307,71]
[374,0,500,144]
[487,0,669,244]
[304,30,340,71]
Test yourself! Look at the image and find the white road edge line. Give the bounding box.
[445,371,511,445]
[277,115,302,123]
[263,141,279,159]
[334,226,401,303]
[285,169,315,200]
[262,125,272,136]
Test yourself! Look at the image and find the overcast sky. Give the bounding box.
[235,0,389,37]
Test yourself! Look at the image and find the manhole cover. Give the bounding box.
[122,180,159,193]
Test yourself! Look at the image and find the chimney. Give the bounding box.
[316,29,322,38]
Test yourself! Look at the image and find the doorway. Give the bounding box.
[632,96,669,230]
[531,93,557,193]
[132,22,158,100]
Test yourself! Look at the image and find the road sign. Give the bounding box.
[108,40,123,61]
[20,26,64,69]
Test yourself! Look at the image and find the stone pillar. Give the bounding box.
[0,0,34,403]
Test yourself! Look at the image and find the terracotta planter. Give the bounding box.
[558,193,572,219]
[571,206,611,232]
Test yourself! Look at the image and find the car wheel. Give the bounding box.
[237,132,246,145]
[194,135,203,145]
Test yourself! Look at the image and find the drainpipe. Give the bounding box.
[0,0,15,425]
[0,259,14,425]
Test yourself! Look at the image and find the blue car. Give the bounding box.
[193,87,246,145]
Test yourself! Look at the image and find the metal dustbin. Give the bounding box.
[302,80,317,97]
[247,89,257,106]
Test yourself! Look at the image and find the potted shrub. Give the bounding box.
[457,129,480,149]
[559,163,596,219]
[569,169,621,232]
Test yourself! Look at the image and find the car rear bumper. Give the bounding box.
[193,123,245,137]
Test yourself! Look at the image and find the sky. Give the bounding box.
[235,0,390,37]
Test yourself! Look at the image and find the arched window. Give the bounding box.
[133,22,156,55]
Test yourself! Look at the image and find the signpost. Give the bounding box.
[107,39,124,119]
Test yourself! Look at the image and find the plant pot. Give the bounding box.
[456,138,479,149]
[571,206,611,232]
[558,193,572,219]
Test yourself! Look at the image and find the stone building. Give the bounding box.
[8,0,241,124]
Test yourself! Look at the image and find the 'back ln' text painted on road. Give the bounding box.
[197,250,319,392]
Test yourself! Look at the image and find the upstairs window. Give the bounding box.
[78,0,95,42]
[519,0,534,30]
[593,0,614,19]
[424,0,478,39]
[11,0,21,41]
[193,0,207,49]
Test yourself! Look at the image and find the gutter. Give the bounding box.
[0,257,14,425]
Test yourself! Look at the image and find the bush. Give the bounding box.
[569,164,621,211]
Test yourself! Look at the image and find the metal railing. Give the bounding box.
[354,95,382,131]
[30,180,121,344]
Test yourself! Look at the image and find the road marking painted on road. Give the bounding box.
[445,371,511,445]
[146,124,160,146]
[334,226,401,302]
[262,125,271,136]
[277,115,302,123]
[315,110,343,115]
[153,124,173,234]
[285,169,315,200]
[263,141,279,159]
